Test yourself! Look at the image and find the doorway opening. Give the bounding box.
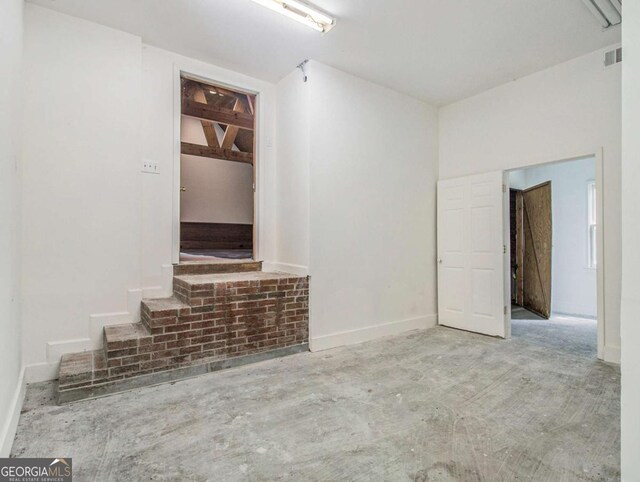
[507,156,598,358]
[179,76,256,262]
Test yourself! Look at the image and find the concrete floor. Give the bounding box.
[12,320,619,481]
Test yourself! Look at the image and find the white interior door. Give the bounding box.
[437,171,507,337]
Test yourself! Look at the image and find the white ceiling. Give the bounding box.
[27,0,621,105]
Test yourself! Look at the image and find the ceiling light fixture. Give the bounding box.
[581,0,622,29]
[249,0,335,33]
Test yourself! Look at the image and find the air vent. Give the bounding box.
[604,47,622,68]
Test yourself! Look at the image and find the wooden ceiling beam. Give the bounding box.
[221,99,246,150]
[182,80,222,148]
[184,78,255,105]
[182,99,254,130]
[181,141,253,165]
[201,121,220,148]
[245,95,254,116]
[194,86,221,148]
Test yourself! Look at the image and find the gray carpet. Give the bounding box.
[180,249,253,261]
[12,322,619,481]
[511,308,597,359]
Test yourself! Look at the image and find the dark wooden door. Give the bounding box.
[510,189,524,305]
[522,182,552,318]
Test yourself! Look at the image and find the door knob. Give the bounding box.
[180,186,186,192]
[438,259,443,264]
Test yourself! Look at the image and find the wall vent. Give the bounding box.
[604,47,622,68]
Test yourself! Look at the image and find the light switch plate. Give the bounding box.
[142,160,159,174]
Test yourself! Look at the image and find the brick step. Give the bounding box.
[103,322,154,371]
[58,350,107,390]
[56,269,309,403]
[173,271,305,306]
[141,296,191,330]
[104,322,152,352]
[173,260,262,276]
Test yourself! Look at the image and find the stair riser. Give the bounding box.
[103,331,152,352]
[173,261,262,276]
[58,351,108,390]
[173,277,308,307]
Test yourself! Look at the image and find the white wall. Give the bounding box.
[180,116,253,224]
[304,62,440,349]
[20,7,278,378]
[273,68,310,274]
[0,0,24,457]
[439,47,621,363]
[508,169,527,190]
[22,5,142,375]
[511,157,597,318]
[621,2,640,478]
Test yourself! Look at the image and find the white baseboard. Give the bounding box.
[161,263,174,294]
[25,361,59,383]
[262,262,308,276]
[46,311,131,360]
[46,338,93,363]
[0,367,25,457]
[603,345,621,364]
[142,286,168,299]
[127,289,143,322]
[89,312,131,348]
[310,314,437,352]
[553,311,597,320]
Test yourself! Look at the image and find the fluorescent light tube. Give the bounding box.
[609,0,622,15]
[581,0,622,28]
[284,0,334,26]
[250,0,335,33]
[594,0,622,24]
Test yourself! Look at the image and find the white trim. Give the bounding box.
[127,289,143,321]
[89,312,130,348]
[172,63,182,265]
[0,367,26,457]
[253,92,262,261]
[46,339,92,363]
[586,180,597,270]
[603,345,621,364]
[309,314,438,352]
[262,262,309,276]
[503,171,512,339]
[553,310,597,320]
[595,150,606,361]
[172,65,265,263]
[25,362,59,383]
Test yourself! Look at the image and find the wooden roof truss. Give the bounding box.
[181,78,255,165]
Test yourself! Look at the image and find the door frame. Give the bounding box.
[172,65,261,264]
[509,188,525,306]
[503,149,605,359]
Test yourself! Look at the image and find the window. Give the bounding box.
[587,181,597,269]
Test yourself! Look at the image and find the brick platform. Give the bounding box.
[57,263,309,403]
